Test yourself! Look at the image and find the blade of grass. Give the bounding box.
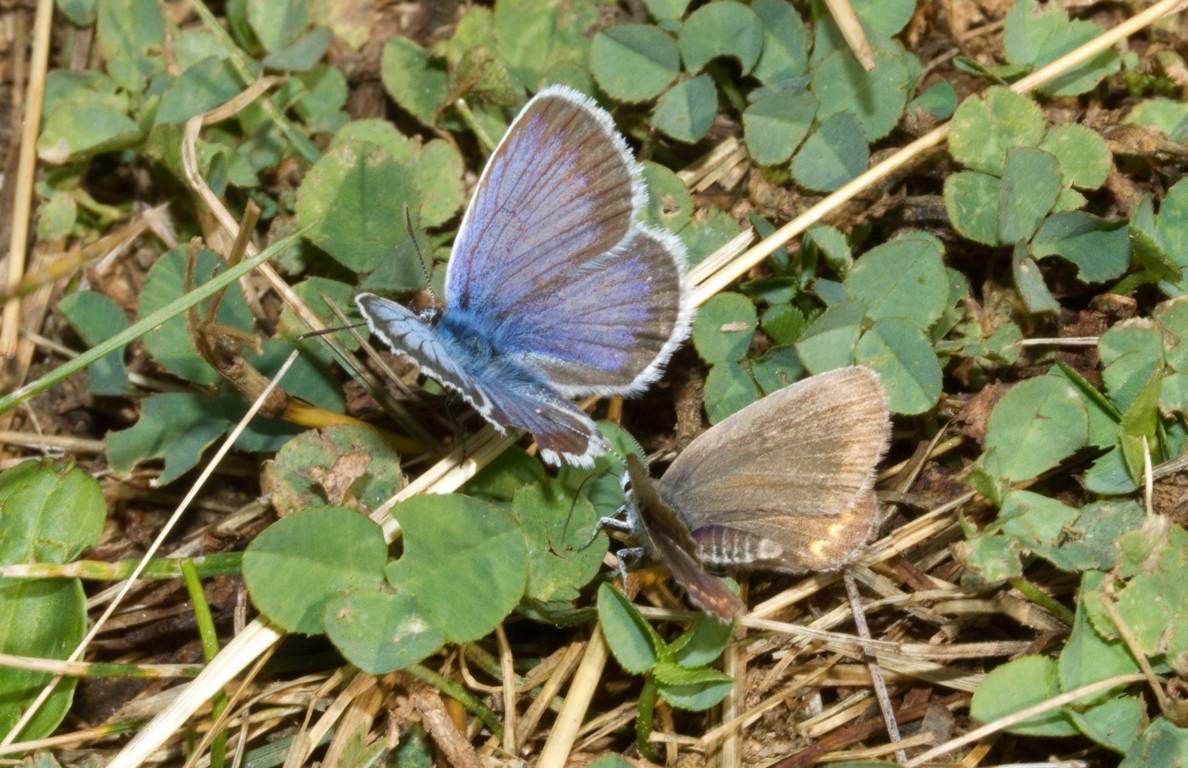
[0,227,307,415]
[181,560,229,768]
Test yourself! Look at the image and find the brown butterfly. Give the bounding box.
[606,366,891,621]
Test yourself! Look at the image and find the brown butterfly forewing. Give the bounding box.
[628,366,890,621]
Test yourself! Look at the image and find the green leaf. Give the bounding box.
[953,533,1022,587]
[246,0,307,52]
[0,462,105,565]
[138,246,254,385]
[0,579,86,741]
[1003,0,1120,97]
[590,25,679,103]
[1156,178,1188,275]
[381,37,448,127]
[155,57,243,126]
[751,0,808,84]
[262,27,331,72]
[679,208,744,266]
[998,147,1061,244]
[944,171,1001,246]
[949,86,1045,175]
[1032,213,1130,283]
[909,80,956,120]
[105,393,227,485]
[492,0,596,91]
[654,661,734,711]
[58,0,97,26]
[1099,320,1163,411]
[243,506,388,634]
[1130,197,1182,287]
[652,74,717,143]
[751,345,805,394]
[57,291,131,396]
[678,1,763,74]
[672,614,733,668]
[854,318,943,415]
[1125,98,1188,139]
[323,588,445,674]
[791,112,868,192]
[464,447,548,502]
[641,161,693,232]
[1040,124,1111,190]
[760,303,806,345]
[292,64,350,132]
[296,140,417,271]
[328,120,464,229]
[704,361,760,424]
[514,482,607,603]
[412,140,466,227]
[983,375,1088,482]
[1061,574,1141,700]
[36,187,76,240]
[598,583,662,674]
[1070,696,1144,755]
[1084,447,1138,497]
[811,49,909,141]
[96,0,164,68]
[1120,719,1188,768]
[386,495,528,643]
[1119,372,1162,481]
[810,0,914,64]
[742,87,817,166]
[644,0,690,21]
[1031,500,1144,572]
[844,233,948,329]
[37,103,140,164]
[806,224,852,274]
[1012,241,1060,315]
[261,425,403,516]
[1102,523,1188,662]
[970,655,1078,736]
[692,292,757,363]
[995,490,1079,548]
[794,299,863,374]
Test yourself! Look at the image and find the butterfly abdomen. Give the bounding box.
[692,524,783,567]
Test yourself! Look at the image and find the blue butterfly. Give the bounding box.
[356,86,692,467]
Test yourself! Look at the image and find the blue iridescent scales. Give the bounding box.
[356,85,691,467]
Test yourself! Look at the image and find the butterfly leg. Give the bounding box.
[581,514,631,550]
[615,546,647,590]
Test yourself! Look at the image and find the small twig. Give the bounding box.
[843,572,905,763]
[405,663,504,738]
[410,683,484,768]
[824,0,875,70]
[495,624,518,755]
[0,653,201,679]
[516,641,585,748]
[1011,336,1099,347]
[0,0,53,367]
[537,626,609,768]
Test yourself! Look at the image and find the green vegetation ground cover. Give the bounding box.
[0,0,1187,765]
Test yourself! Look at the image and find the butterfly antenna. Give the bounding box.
[297,322,366,341]
[403,204,437,317]
[553,473,599,554]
